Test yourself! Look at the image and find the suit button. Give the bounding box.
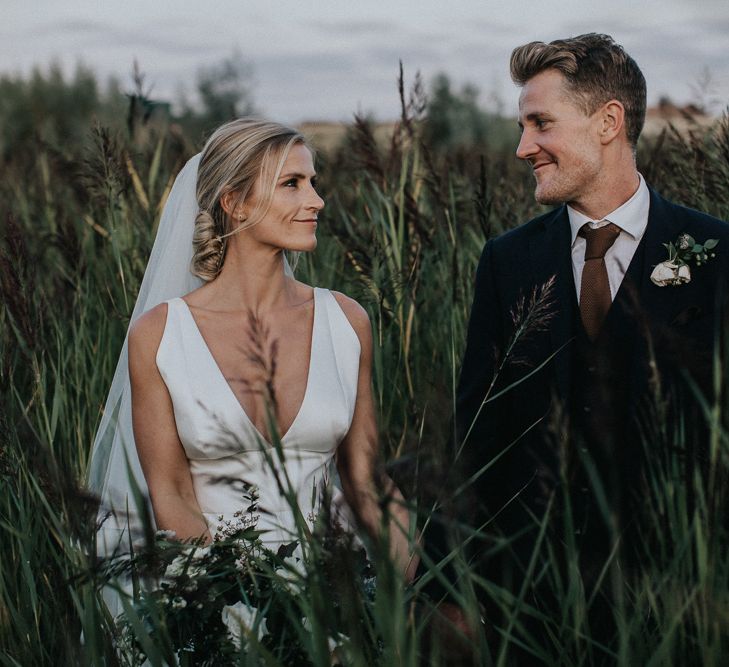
[588,366,596,373]
[583,406,591,413]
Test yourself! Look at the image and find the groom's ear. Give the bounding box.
[597,100,626,145]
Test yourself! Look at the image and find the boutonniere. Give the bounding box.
[650,233,719,287]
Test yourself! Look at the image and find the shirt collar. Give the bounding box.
[567,173,650,246]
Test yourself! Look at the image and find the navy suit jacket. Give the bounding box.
[454,188,729,540]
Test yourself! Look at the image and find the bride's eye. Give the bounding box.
[283,178,298,188]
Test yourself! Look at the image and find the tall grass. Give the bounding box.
[1,76,729,664]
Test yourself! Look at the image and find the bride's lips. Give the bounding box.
[293,218,318,226]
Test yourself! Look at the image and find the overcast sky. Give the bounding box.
[2,0,728,123]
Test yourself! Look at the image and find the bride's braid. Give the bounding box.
[191,118,307,282]
[191,210,225,282]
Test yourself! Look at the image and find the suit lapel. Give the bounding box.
[528,206,575,401]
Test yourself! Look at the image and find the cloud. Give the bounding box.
[257,50,360,77]
[27,19,219,59]
[43,19,105,34]
[313,19,400,36]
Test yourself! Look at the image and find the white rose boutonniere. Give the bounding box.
[650,261,691,287]
[650,233,719,287]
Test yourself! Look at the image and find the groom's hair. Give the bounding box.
[510,33,646,148]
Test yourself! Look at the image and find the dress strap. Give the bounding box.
[315,288,360,420]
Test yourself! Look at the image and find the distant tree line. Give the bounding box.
[422,73,518,155]
[0,54,517,169]
[0,52,256,165]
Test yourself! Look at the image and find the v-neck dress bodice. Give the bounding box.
[156,287,360,546]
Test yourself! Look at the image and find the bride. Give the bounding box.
[89,118,417,589]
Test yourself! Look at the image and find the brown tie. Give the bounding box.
[579,222,620,340]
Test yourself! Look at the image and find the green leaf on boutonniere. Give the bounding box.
[704,239,719,250]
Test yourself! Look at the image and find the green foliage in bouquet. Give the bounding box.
[109,487,377,666]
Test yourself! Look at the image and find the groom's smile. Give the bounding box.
[532,160,555,173]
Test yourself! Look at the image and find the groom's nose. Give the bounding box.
[516,128,538,161]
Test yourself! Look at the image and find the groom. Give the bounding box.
[451,33,729,606]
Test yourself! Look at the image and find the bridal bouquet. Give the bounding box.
[111,493,376,666]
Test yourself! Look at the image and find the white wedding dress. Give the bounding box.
[157,287,360,547]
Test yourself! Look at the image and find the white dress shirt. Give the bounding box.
[568,173,650,303]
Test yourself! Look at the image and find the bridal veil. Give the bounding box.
[88,153,203,553]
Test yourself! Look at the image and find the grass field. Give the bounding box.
[2,78,729,664]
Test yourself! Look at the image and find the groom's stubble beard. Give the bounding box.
[530,148,603,207]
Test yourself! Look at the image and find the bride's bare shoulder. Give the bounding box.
[330,291,371,342]
[127,302,170,361]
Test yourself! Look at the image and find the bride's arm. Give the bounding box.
[332,293,420,581]
[128,304,212,543]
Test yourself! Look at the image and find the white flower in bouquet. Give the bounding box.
[221,601,268,649]
[190,545,211,560]
[164,555,188,579]
[277,555,306,595]
[163,549,208,580]
[214,509,260,543]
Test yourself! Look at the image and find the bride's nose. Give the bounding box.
[308,186,325,211]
